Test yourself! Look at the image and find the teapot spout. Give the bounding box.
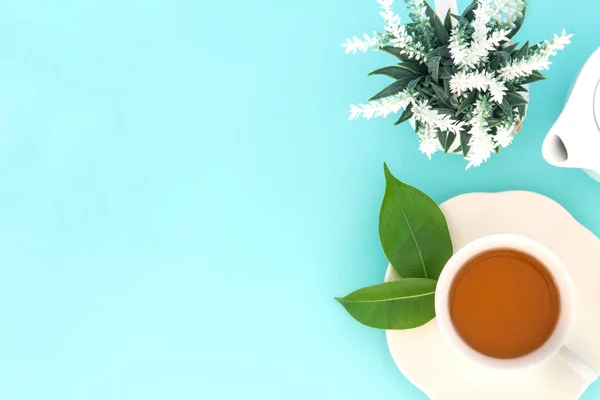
[542,115,589,169]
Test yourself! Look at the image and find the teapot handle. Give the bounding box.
[434,0,458,19]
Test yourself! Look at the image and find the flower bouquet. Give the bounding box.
[344,0,571,168]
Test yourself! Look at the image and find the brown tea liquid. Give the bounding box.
[449,249,560,359]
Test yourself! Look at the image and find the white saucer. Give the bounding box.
[385,191,600,399]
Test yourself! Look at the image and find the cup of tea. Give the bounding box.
[435,234,597,380]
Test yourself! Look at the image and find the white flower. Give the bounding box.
[348,91,414,120]
[450,70,507,103]
[500,30,573,80]
[494,123,516,147]
[490,0,526,30]
[342,33,379,54]
[466,133,495,168]
[450,0,510,70]
[411,100,466,134]
[418,123,439,159]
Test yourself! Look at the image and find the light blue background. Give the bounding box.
[0,0,598,398]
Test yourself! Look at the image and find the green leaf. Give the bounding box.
[521,70,546,84]
[460,131,471,156]
[505,92,528,105]
[443,9,452,32]
[451,14,470,26]
[438,130,456,153]
[502,42,519,54]
[369,78,412,101]
[381,46,412,62]
[379,164,453,279]
[499,98,513,119]
[419,86,435,97]
[369,66,417,80]
[462,0,478,21]
[408,77,422,90]
[431,84,450,107]
[515,85,528,92]
[517,103,527,118]
[493,51,512,64]
[397,62,428,75]
[487,117,502,128]
[425,56,441,82]
[335,278,437,329]
[394,104,414,125]
[427,45,451,59]
[515,40,529,60]
[424,2,450,44]
[490,56,500,71]
[457,91,477,114]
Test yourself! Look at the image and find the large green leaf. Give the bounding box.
[521,70,546,84]
[380,46,412,62]
[457,91,477,114]
[515,40,529,60]
[424,2,449,44]
[370,78,413,101]
[379,164,453,279]
[336,278,437,329]
[460,131,471,156]
[394,104,414,125]
[425,56,441,82]
[505,92,528,105]
[499,98,513,119]
[369,66,417,80]
[462,0,478,21]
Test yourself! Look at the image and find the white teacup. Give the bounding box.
[435,234,597,382]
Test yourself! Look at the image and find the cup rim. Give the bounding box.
[434,234,575,370]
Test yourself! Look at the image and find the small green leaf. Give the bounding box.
[515,40,530,60]
[451,14,470,26]
[369,66,417,80]
[431,84,450,106]
[521,70,546,84]
[395,104,414,125]
[517,104,527,118]
[425,56,441,82]
[443,9,452,32]
[419,86,435,97]
[438,130,456,153]
[462,0,478,21]
[505,92,528,105]
[457,91,477,114]
[424,2,450,44]
[490,56,500,70]
[515,85,528,92]
[502,42,519,54]
[494,51,512,64]
[499,98,513,119]
[487,118,502,128]
[381,46,411,62]
[335,278,437,330]
[460,131,471,156]
[380,164,453,279]
[369,78,413,101]
[427,45,450,59]
[438,65,452,80]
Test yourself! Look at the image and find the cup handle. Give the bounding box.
[558,346,598,386]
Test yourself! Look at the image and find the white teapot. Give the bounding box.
[543,47,600,181]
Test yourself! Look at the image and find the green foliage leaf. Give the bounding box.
[515,40,529,60]
[521,70,546,84]
[451,14,470,26]
[427,45,451,59]
[457,91,477,114]
[408,77,422,90]
[438,130,456,153]
[425,56,441,82]
[462,0,478,21]
[369,66,417,80]
[369,78,413,101]
[395,104,414,125]
[381,46,412,62]
[397,62,428,75]
[424,2,450,44]
[494,51,512,64]
[499,98,513,120]
[419,86,435,97]
[517,104,527,118]
[431,84,450,107]
[502,42,519,54]
[443,9,452,32]
[460,131,471,156]
[379,164,453,279]
[335,278,437,329]
[505,92,528,105]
